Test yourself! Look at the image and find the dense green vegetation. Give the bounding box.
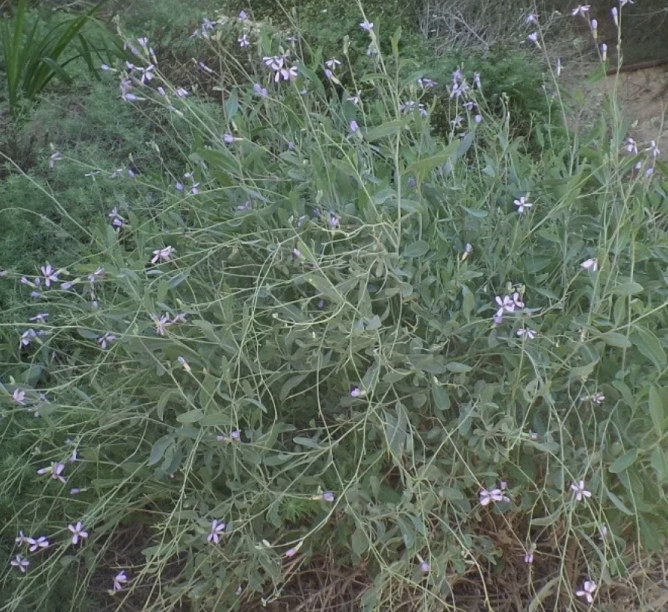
[2,1,668,611]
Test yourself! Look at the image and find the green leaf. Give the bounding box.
[403,241,429,258]
[351,525,369,556]
[606,490,633,515]
[148,435,174,466]
[651,446,668,482]
[176,409,204,424]
[599,332,632,348]
[609,449,639,474]
[384,404,408,458]
[445,362,472,373]
[610,281,644,296]
[365,119,406,142]
[431,383,450,413]
[632,328,667,369]
[460,206,488,218]
[649,386,666,437]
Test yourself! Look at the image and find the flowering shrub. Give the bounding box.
[2,2,668,611]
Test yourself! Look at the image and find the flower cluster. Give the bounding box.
[263,55,299,83]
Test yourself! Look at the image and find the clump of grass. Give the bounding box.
[2,2,668,612]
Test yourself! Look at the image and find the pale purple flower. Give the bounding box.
[325,58,342,70]
[70,488,81,495]
[576,580,597,604]
[591,392,605,404]
[238,34,250,48]
[570,480,592,502]
[527,32,540,47]
[284,547,298,557]
[525,13,539,24]
[253,83,268,97]
[625,137,637,154]
[322,491,335,502]
[152,314,171,336]
[12,388,26,405]
[99,332,116,349]
[207,519,226,544]
[581,258,598,272]
[329,214,339,227]
[10,554,29,573]
[347,90,361,105]
[68,522,89,545]
[150,246,174,264]
[350,388,362,397]
[611,6,619,27]
[18,328,37,348]
[493,314,504,325]
[556,58,563,77]
[495,295,515,317]
[512,292,525,308]
[113,571,129,591]
[360,19,373,31]
[26,536,49,552]
[349,120,359,133]
[263,56,284,71]
[418,77,437,89]
[619,0,633,7]
[516,328,537,339]
[600,43,608,62]
[524,552,534,564]
[278,66,299,82]
[293,248,302,258]
[571,5,591,17]
[648,140,660,158]
[479,488,508,506]
[48,152,62,169]
[238,10,248,20]
[224,133,235,144]
[37,462,67,483]
[15,531,27,545]
[473,72,482,89]
[514,196,532,213]
[419,561,430,573]
[599,525,609,538]
[40,263,59,287]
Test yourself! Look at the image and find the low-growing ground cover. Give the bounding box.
[2,2,668,612]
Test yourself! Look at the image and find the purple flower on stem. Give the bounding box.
[571,5,591,17]
[207,519,226,544]
[99,332,116,349]
[68,522,89,545]
[570,480,592,502]
[419,561,430,573]
[40,263,60,287]
[524,552,534,564]
[10,555,29,573]
[253,83,268,98]
[15,531,27,545]
[360,19,374,31]
[479,487,509,506]
[12,388,26,405]
[150,246,174,264]
[48,152,62,169]
[238,34,250,48]
[27,536,49,552]
[37,462,67,483]
[350,388,362,397]
[576,580,597,604]
[151,314,171,336]
[113,571,129,591]
[349,120,359,133]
